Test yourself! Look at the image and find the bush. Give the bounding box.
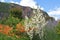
[43,23,60,40]
[10,7,23,20]
[0,16,20,29]
[0,33,30,40]
[5,16,20,28]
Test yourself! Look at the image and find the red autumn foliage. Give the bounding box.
[3,25,13,35]
[0,24,3,29]
[0,24,3,32]
[0,23,26,37]
[16,23,25,33]
[0,24,13,35]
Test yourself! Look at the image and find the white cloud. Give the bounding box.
[20,0,37,8]
[19,0,44,10]
[10,0,19,4]
[0,0,5,2]
[48,7,60,20]
[8,0,44,10]
[1,0,44,10]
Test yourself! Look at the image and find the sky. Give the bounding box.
[0,0,60,20]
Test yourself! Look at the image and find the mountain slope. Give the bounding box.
[0,2,57,26]
[0,2,58,40]
[0,2,49,20]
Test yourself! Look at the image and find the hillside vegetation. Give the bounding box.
[0,2,60,40]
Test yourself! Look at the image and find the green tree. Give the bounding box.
[10,7,23,20]
[56,21,60,34]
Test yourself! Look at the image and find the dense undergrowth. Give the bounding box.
[0,7,30,40]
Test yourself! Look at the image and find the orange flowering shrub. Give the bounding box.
[3,25,13,35]
[0,24,13,35]
[0,23,26,37]
[0,24,3,29]
[16,23,25,33]
[0,24,3,32]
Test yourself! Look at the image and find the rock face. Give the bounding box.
[0,12,9,20]
[46,19,57,29]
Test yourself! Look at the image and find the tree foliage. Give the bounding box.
[56,21,60,34]
[10,7,23,20]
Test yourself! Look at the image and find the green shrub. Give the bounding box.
[5,16,20,28]
[0,33,30,40]
[10,7,23,20]
[43,24,60,40]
